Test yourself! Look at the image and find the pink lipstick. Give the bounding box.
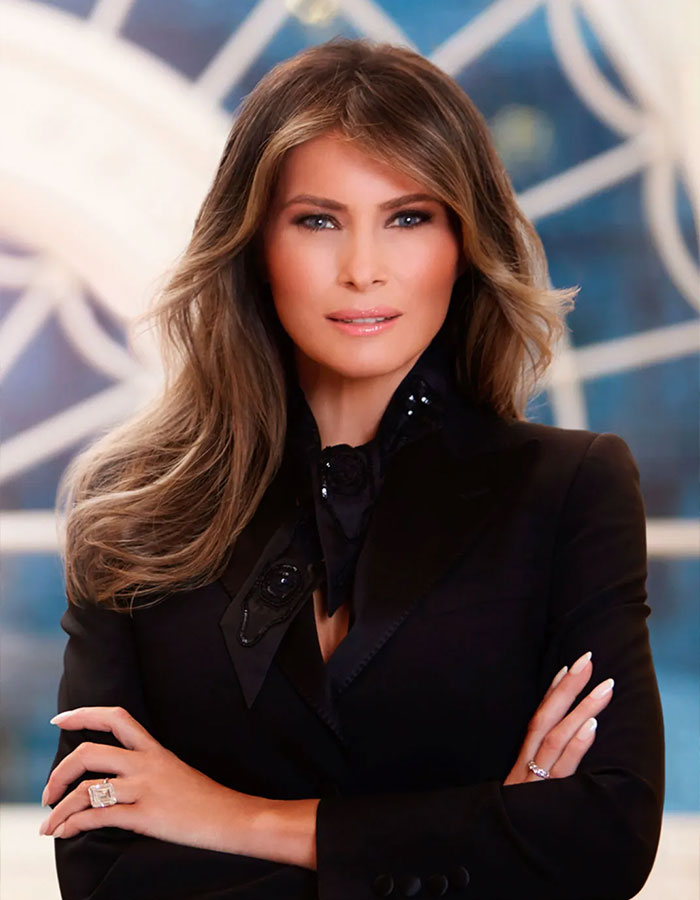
[326,307,402,336]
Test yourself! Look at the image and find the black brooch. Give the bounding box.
[238,555,315,647]
[319,446,368,498]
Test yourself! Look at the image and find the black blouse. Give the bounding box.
[230,333,457,709]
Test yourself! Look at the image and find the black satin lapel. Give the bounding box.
[217,459,350,744]
[218,460,305,709]
[274,602,348,746]
[325,431,541,696]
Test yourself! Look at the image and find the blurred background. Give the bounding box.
[1,0,698,896]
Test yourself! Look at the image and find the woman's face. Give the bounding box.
[260,131,464,384]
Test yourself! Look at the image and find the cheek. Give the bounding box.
[266,238,311,292]
[403,239,459,311]
[264,237,322,331]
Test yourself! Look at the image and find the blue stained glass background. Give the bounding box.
[2,0,698,814]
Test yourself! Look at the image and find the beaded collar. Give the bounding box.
[227,333,461,706]
[284,333,454,475]
[283,334,456,617]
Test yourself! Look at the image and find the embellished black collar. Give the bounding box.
[222,332,465,709]
[284,333,455,478]
[283,334,456,617]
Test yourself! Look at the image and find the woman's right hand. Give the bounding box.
[503,651,615,785]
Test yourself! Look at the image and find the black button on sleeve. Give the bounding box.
[372,873,395,896]
[425,872,449,896]
[448,864,470,889]
[396,872,422,896]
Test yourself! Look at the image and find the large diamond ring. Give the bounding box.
[88,777,118,808]
[527,759,550,779]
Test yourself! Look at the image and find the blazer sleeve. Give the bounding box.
[48,599,318,900]
[314,432,665,900]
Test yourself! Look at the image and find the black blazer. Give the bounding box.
[48,387,665,900]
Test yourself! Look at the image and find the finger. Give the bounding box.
[540,664,569,704]
[48,803,135,840]
[43,742,133,807]
[50,706,156,752]
[526,677,614,780]
[514,653,595,772]
[549,718,598,778]
[533,652,594,725]
[40,777,136,837]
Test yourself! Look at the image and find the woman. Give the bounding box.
[42,37,664,899]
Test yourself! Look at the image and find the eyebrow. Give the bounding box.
[280,192,441,212]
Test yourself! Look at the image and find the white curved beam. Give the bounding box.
[517,132,657,222]
[546,0,645,136]
[194,0,290,102]
[337,0,417,48]
[431,0,543,75]
[88,0,137,34]
[643,160,700,311]
[0,377,158,483]
[55,287,148,383]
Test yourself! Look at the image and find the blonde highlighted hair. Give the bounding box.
[56,37,578,611]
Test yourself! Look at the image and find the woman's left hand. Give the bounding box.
[39,706,265,855]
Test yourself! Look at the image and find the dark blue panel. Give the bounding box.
[584,354,698,518]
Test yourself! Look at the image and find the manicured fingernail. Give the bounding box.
[550,665,568,689]
[591,677,614,698]
[52,823,66,838]
[41,786,49,807]
[578,717,597,735]
[50,711,73,724]
[570,651,592,674]
[39,818,50,835]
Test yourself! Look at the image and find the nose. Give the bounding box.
[337,227,387,290]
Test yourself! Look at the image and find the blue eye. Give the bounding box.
[293,209,432,232]
[295,214,334,231]
[393,210,432,228]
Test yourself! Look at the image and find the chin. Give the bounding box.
[303,340,423,382]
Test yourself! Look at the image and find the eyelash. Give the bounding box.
[292,209,433,232]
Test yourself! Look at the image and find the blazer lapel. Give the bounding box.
[217,455,350,744]
[218,456,308,707]
[217,394,541,747]
[324,418,541,698]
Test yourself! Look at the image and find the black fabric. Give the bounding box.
[285,333,452,619]
[48,351,665,900]
[222,333,456,710]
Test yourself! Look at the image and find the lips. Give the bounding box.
[326,307,402,321]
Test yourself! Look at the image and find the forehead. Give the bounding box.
[274,132,425,197]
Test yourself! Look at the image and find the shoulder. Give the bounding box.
[445,393,640,489]
[501,418,636,461]
[500,418,641,494]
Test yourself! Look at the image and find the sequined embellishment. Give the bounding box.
[382,375,445,458]
[237,555,315,647]
[319,446,368,499]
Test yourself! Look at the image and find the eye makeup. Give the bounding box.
[292,209,434,232]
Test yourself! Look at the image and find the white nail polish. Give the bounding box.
[591,677,614,698]
[550,665,568,689]
[579,717,597,735]
[50,711,73,725]
[570,651,592,675]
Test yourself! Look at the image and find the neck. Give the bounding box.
[295,349,422,449]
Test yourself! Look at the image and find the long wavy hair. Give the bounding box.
[56,36,579,612]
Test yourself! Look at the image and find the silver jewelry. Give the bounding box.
[88,777,118,808]
[527,759,550,779]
